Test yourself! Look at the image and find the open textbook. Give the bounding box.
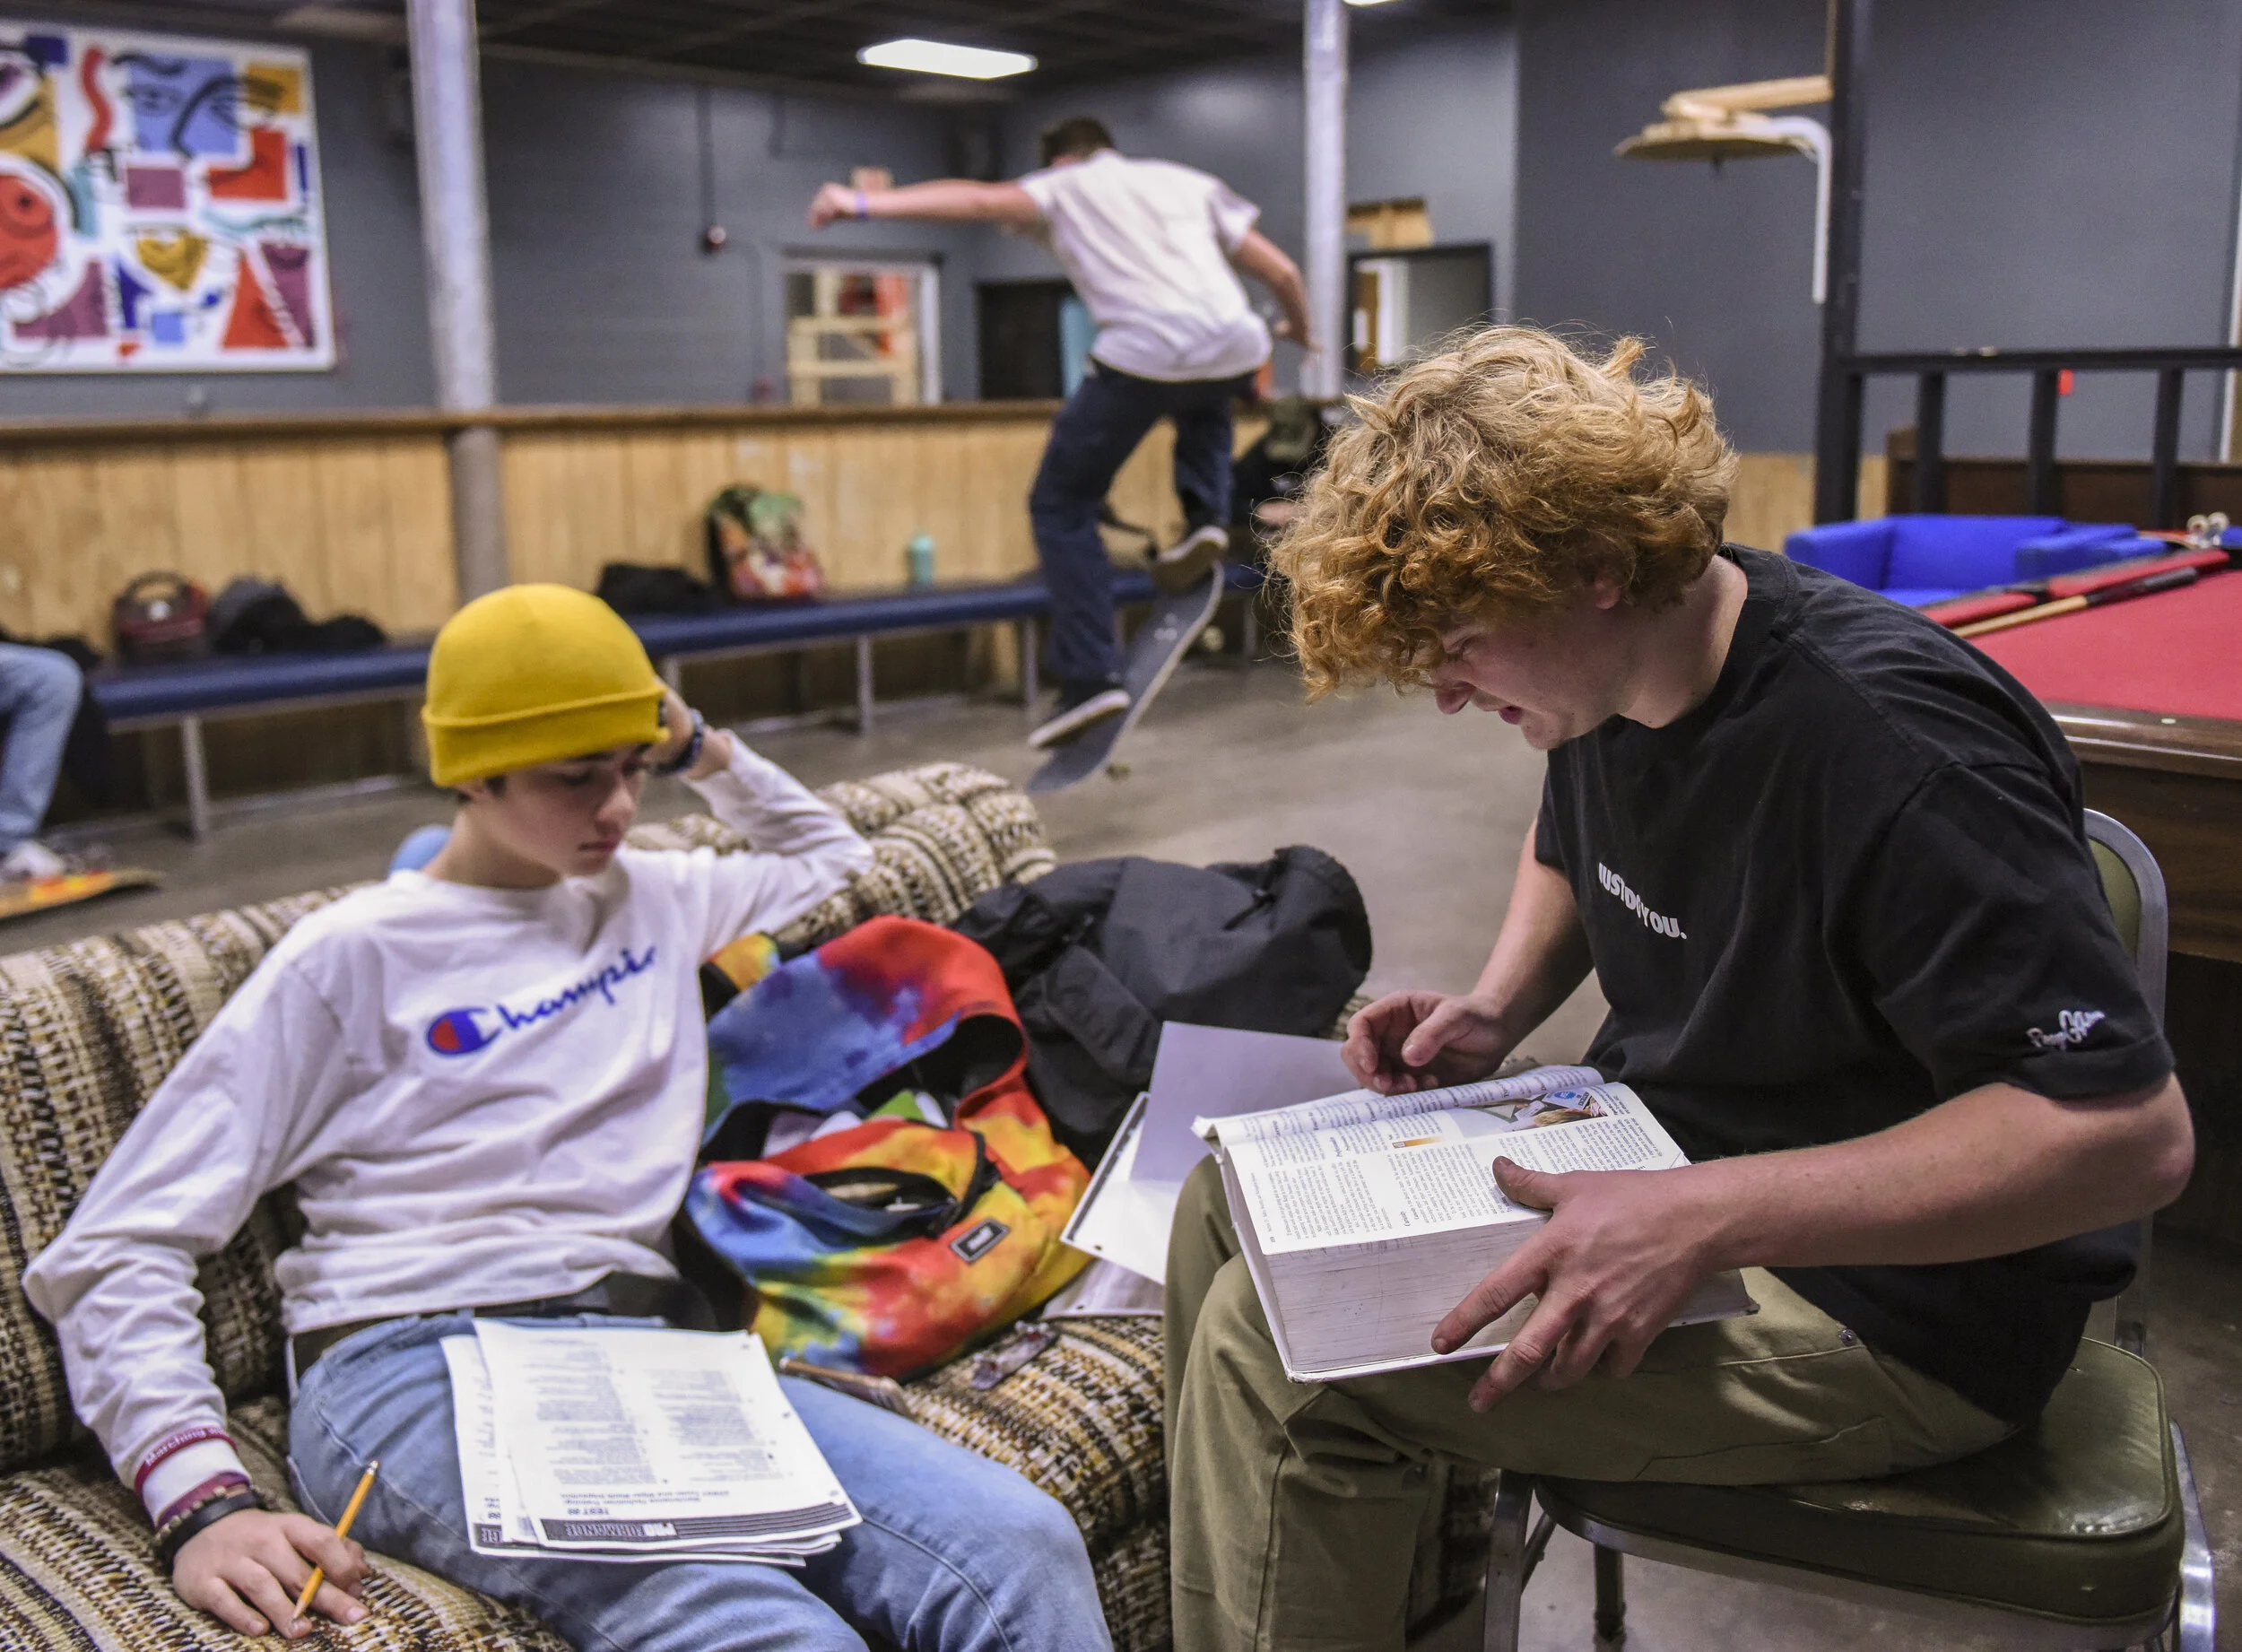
[1202,1070,1755,1382]
[444,1324,858,1566]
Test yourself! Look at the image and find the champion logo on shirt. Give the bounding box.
[1596,862,1687,941]
[425,945,659,1056]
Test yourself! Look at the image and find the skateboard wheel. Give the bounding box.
[1198,626,1224,652]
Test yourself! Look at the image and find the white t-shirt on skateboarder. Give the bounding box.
[1016,149,1273,385]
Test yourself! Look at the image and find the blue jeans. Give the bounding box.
[289,1313,1113,1652]
[1029,362,1255,689]
[0,644,80,849]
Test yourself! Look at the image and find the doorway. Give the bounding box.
[1348,243,1494,378]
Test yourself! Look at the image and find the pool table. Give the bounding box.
[1969,566,2242,966]
[1968,565,2242,1240]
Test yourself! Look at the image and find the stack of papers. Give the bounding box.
[444,1322,859,1567]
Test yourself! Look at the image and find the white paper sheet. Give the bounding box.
[473,1323,857,1554]
[1042,1256,1165,1318]
[442,1335,544,1559]
[1132,1023,1355,1185]
[1060,1098,1178,1282]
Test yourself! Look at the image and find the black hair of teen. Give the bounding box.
[1039,116,1114,169]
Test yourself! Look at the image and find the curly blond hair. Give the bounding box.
[1273,326,1736,697]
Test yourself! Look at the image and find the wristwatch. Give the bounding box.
[655,709,708,777]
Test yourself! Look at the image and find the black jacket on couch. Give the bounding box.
[952,846,1373,1162]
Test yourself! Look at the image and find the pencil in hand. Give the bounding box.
[291,1458,378,1630]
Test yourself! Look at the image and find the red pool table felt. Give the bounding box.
[1969,568,2242,723]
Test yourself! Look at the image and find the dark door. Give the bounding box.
[978,279,1072,400]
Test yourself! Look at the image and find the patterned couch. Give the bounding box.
[0,761,1493,1651]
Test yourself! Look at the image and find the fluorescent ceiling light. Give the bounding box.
[858,39,1036,80]
[1343,0,1405,7]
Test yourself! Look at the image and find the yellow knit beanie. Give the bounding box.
[422,585,666,787]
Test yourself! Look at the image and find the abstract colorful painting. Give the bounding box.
[0,22,333,372]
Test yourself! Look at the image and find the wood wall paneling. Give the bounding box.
[0,434,457,645]
[6,399,1871,649]
[1726,453,1888,554]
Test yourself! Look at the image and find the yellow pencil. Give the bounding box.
[292,1458,378,1623]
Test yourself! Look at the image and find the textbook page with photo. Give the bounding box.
[1202,1069,1756,1382]
[447,1323,858,1566]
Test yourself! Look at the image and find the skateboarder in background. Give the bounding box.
[809,116,1317,749]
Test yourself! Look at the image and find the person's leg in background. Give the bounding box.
[291,1312,1112,1652]
[1161,1156,2010,1652]
[1026,365,1167,747]
[0,643,83,879]
[1153,373,1255,592]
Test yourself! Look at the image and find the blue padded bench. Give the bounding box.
[87,565,1265,838]
[1784,514,2161,606]
[632,564,1264,726]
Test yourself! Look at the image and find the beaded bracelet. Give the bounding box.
[154,1470,252,1532]
[154,1486,266,1569]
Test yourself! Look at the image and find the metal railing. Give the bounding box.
[1813,345,2242,524]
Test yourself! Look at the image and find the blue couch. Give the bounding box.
[1783,515,2159,606]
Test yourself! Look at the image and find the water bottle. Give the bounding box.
[905,533,936,587]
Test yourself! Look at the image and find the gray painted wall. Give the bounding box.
[1514,0,2242,462]
[0,22,974,415]
[482,60,981,405]
[978,20,1520,392]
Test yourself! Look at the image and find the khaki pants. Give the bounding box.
[1162,1156,2013,1652]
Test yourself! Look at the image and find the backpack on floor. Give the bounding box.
[684,916,1090,1378]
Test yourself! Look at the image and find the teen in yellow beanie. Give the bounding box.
[25,587,1113,1648]
[418,583,705,885]
[421,583,670,787]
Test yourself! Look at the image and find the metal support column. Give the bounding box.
[2026,368,2063,515]
[407,0,508,600]
[179,716,210,841]
[1911,372,1946,513]
[854,635,874,733]
[1810,0,1873,523]
[2151,368,2186,529]
[1301,0,1349,400]
[1017,618,1039,721]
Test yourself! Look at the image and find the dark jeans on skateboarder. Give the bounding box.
[1029,362,1256,691]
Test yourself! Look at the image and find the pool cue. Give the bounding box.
[1955,565,2201,639]
[291,1458,378,1622]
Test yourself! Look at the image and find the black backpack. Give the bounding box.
[951,847,1373,1162]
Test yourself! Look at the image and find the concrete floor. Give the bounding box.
[14,658,2237,1648]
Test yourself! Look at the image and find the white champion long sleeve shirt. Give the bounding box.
[22,741,873,1520]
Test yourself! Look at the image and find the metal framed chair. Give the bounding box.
[1477,810,2216,1652]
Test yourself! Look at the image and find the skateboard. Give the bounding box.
[1029,567,1223,795]
[0,866,161,922]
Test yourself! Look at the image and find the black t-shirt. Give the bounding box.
[1534,548,2173,1424]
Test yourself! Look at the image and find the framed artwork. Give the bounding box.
[0,22,334,373]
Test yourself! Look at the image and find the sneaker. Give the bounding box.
[0,840,67,883]
[1151,521,1229,595]
[1029,683,1130,750]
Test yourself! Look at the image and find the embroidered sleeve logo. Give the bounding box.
[2026,1008,2107,1051]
